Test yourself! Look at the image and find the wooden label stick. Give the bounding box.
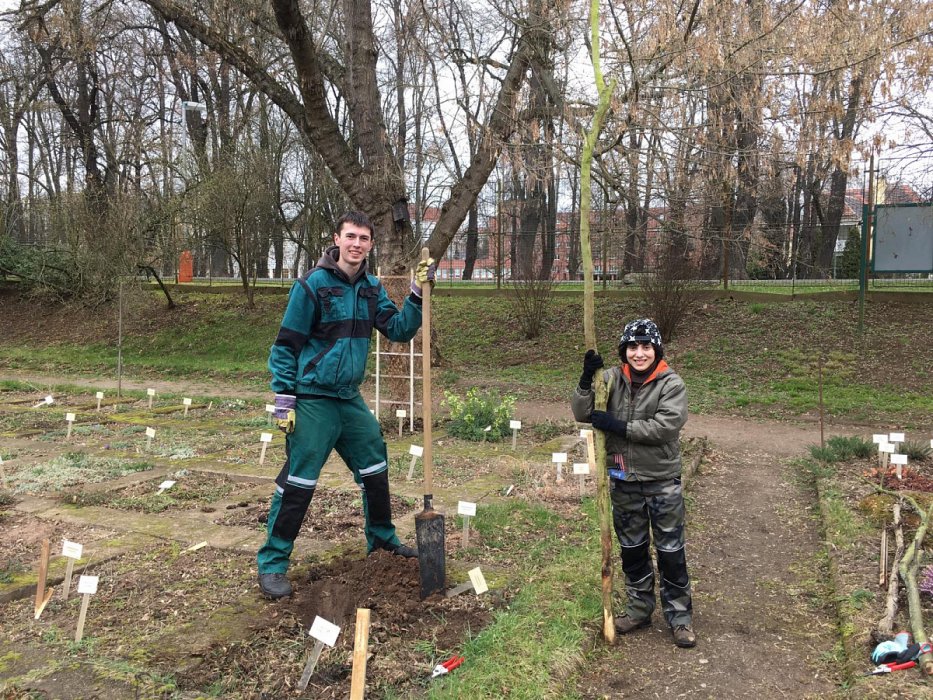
[34,538,52,619]
[510,420,521,450]
[74,575,99,642]
[95,391,104,412]
[299,616,341,691]
[147,388,155,409]
[265,404,275,426]
[573,462,590,497]
[873,434,887,469]
[349,608,371,700]
[396,409,406,437]
[458,501,476,549]
[145,427,156,450]
[65,413,75,440]
[259,432,273,465]
[61,540,83,599]
[183,397,192,417]
[891,453,908,481]
[879,528,888,587]
[407,444,423,480]
[552,452,567,484]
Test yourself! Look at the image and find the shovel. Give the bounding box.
[415,247,446,599]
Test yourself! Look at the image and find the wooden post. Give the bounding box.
[349,608,371,699]
[34,538,52,619]
[461,516,471,549]
[75,594,91,642]
[818,356,825,450]
[297,639,326,691]
[62,558,76,599]
[879,528,888,587]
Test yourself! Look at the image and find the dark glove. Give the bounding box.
[273,393,296,434]
[579,350,604,391]
[591,410,626,436]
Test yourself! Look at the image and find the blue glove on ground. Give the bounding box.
[591,410,627,437]
[579,350,604,391]
[274,393,296,434]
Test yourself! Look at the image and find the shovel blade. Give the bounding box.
[415,508,446,599]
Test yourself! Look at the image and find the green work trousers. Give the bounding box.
[256,394,401,574]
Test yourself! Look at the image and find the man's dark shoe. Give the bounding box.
[389,543,418,558]
[614,615,651,634]
[258,572,292,599]
[672,624,696,648]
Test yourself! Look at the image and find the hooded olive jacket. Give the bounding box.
[268,247,423,399]
[571,360,688,481]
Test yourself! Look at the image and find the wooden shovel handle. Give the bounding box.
[420,247,433,497]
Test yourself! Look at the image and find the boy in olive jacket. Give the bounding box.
[571,318,695,648]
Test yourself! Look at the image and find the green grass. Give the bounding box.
[431,500,600,698]
[2,289,932,423]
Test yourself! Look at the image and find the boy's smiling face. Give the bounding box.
[625,341,656,372]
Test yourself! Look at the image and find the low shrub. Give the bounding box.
[443,388,516,441]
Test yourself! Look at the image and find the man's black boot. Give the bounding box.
[258,573,293,599]
[389,543,418,558]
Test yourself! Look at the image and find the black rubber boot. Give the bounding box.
[258,573,293,599]
[390,543,418,558]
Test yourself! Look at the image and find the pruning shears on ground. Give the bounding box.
[431,655,464,678]
[867,660,917,675]
[866,641,932,676]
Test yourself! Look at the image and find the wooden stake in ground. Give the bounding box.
[259,432,273,465]
[879,528,888,587]
[95,391,104,412]
[349,608,371,700]
[183,397,192,417]
[61,540,84,599]
[74,575,99,642]
[298,616,341,691]
[510,419,521,450]
[817,356,825,450]
[65,413,75,440]
[396,409,406,438]
[446,567,489,597]
[145,427,156,451]
[458,501,476,549]
[34,538,53,619]
[872,434,887,469]
[878,501,904,635]
[265,403,275,426]
[407,444,423,480]
[147,388,155,409]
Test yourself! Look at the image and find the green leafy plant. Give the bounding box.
[808,435,874,462]
[442,388,516,441]
[901,440,932,461]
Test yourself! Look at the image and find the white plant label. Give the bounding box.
[62,540,83,559]
[147,388,155,397]
[483,425,492,432]
[95,391,104,400]
[145,427,156,438]
[879,443,896,454]
[468,567,489,595]
[573,462,590,475]
[551,452,568,464]
[309,616,341,647]
[458,501,477,517]
[260,432,273,443]
[44,395,54,405]
[872,434,887,444]
[158,480,176,491]
[396,409,407,418]
[889,432,905,443]
[409,444,424,457]
[77,575,99,595]
[183,398,192,407]
[509,420,522,430]
[579,428,593,438]
[891,454,908,465]
[65,413,76,422]
[265,404,275,414]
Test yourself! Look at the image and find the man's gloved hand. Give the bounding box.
[579,350,604,391]
[591,410,627,437]
[411,258,436,298]
[273,393,296,434]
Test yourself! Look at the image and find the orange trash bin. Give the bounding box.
[178,251,193,283]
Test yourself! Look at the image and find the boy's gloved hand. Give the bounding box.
[579,350,604,391]
[591,410,627,437]
[411,258,436,297]
[273,394,296,434]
